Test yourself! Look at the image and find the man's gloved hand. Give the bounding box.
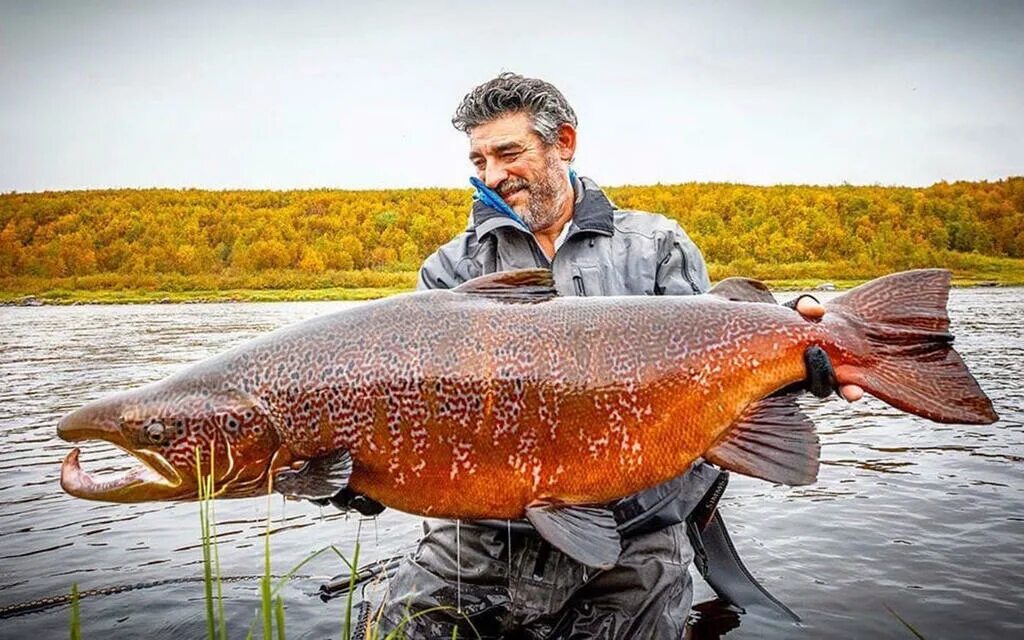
[787,294,864,402]
[310,488,386,516]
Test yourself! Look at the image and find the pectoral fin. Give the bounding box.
[273,449,353,500]
[525,502,621,569]
[706,393,820,486]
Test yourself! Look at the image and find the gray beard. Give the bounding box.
[519,159,571,232]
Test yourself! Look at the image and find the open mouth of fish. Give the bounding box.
[58,418,186,502]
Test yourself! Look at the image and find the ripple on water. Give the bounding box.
[1,293,1022,638]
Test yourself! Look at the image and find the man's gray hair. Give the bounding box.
[452,72,578,144]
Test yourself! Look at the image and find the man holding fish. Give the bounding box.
[369,72,863,639]
[57,71,995,638]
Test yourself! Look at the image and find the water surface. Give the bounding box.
[1,289,1021,638]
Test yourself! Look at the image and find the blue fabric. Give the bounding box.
[469,167,579,230]
[469,176,528,228]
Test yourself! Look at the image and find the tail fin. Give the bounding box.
[827,269,998,425]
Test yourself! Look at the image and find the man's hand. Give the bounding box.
[793,296,864,402]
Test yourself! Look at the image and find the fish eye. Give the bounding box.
[145,422,166,443]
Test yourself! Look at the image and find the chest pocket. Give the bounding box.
[571,264,607,297]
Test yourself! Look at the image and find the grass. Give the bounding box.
[196,447,227,640]
[7,255,1024,305]
[187,451,445,640]
[710,255,1024,289]
[69,584,80,640]
[63,450,481,639]
[341,540,360,640]
[0,285,411,305]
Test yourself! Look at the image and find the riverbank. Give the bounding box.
[0,286,406,305]
[3,266,1022,305]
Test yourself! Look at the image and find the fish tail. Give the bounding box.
[826,269,998,425]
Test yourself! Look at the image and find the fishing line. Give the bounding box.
[506,519,513,594]
[455,518,462,614]
[371,515,395,596]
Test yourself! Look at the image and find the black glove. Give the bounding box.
[784,294,839,399]
[802,345,837,398]
[311,488,386,516]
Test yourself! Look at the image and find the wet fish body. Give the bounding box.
[57,269,997,565]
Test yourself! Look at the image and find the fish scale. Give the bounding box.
[58,269,997,565]
[222,291,815,518]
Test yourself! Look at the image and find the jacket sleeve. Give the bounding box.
[417,232,474,291]
[655,222,711,296]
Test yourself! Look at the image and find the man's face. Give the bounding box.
[468,112,573,232]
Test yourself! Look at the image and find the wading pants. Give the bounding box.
[367,519,695,639]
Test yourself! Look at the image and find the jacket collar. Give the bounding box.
[472,174,616,240]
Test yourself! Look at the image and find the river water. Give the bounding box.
[0,289,1021,639]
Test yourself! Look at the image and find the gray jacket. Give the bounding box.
[417,175,715,534]
[418,175,710,297]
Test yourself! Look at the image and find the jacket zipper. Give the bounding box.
[666,245,700,295]
[573,274,586,296]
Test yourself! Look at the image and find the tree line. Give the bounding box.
[1,178,1021,290]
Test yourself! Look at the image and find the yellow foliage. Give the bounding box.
[0,179,1022,291]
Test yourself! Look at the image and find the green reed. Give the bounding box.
[65,466,475,640]
[340,540,360,640]
[260,494,273,639]
[69,583,80,640]
[196,447,227,640]
[192,448,487,640]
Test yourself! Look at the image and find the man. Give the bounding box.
[365,73,861,639]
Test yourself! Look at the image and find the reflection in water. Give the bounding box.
[1,289,1023,637]
[688,599,742,639]
[821,459,916,474]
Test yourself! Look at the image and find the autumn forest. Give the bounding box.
[1,177,1022,302]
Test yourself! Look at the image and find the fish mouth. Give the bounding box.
[58,411,189,502]
[60,447,186,502]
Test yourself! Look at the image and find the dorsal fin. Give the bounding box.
[708,277,778,304]
[453,268,558,303]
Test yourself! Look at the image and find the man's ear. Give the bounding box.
[556,123,577,161]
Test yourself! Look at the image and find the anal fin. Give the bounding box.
[274,449,353,500]
[706,393,820,486]
[525,502,621,569]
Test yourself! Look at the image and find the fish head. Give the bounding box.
[58,382,282,502]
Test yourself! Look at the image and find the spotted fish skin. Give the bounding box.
[264,292,808,515]
[58,269,998,515]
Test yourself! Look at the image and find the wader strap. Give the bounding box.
[689,511,800,622]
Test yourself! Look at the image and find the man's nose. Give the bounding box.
[484,163,508,189]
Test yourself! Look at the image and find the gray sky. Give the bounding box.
[1,0,1022,192]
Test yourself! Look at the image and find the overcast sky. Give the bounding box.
[1,0,1021,192]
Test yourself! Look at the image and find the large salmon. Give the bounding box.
[57,269,997,567]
